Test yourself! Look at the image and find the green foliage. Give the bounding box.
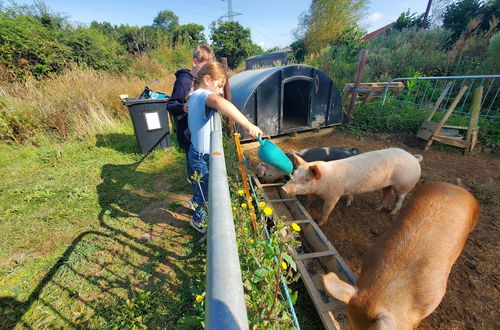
[290,39,307,63]
[210,21,259,68]
[152,10,179,33]
[172,23,206,47]
[0,6,129,80]
[394,9,430,30]
[349,100,500,145]
[442,0,499,43]
[301,0,367,53]
[229,178,300,328]
[366,28,451,80]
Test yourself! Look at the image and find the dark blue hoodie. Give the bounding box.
[167,69,193,151]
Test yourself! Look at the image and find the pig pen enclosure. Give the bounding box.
[244,130,499,329]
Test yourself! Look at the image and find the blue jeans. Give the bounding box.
[188,145,210,222]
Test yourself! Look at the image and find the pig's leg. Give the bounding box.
[345,194,354,207]
[376,186,393,211]
[391,192,408,214]
[318,196,340,226]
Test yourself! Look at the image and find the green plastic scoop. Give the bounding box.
[257,137,293,175]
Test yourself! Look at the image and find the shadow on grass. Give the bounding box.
[95,133,139,154]
[0,149,201,328]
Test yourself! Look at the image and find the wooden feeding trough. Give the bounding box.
[253,176,356,330]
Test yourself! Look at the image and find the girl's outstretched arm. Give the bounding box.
[206,94,263,138]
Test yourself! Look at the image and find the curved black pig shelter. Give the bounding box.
[229,65,343,139]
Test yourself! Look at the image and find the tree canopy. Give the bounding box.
[210,21,263,68]
[442,0,500,42]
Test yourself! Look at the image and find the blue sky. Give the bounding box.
[12,0,428,49]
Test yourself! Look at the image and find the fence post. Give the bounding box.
[222,57,235,138]
[206,114,249,329]
[344,49,368,126]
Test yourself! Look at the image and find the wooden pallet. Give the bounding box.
[342,82,405,108]
[253,176,357,330]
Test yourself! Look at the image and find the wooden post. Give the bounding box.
[465,86,483,154]
[344,50,368,126]
[221,57,235,137]
[424,85,469,151]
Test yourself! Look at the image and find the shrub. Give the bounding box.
[350,100,500,145]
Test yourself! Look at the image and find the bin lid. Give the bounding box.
[122,98,169,106]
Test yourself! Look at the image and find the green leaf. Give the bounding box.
[282,253,297,272]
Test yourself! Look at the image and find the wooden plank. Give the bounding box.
[295,259,344,330]
[426,82,452,121]
[260,182,285,187]
[296,250,340,260]
[284,219,313,224]
[424,85,469,151]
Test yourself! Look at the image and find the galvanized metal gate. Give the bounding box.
[380,75,500,121]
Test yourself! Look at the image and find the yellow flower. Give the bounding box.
[232,207,237,211]
[258,201,266,209]
[195,295,204,303]
[281,261,287,270]
[247,196,253,202]
[241,203,247,209]
[244,227,248,231]
[250,239,254,244]
[291,223,301,232]
[263,206,273,216]
[237,189,245,196]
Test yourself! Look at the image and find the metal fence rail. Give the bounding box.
[381,75,500,120]
[206,113,249,329]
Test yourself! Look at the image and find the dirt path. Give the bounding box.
[245,130,499,329]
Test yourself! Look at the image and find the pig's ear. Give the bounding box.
[322,272,356,304]
[292,153,307,166]
[309,164,321,180]
[256,163,268,177]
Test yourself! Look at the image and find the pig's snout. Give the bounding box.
[281,183,295,195]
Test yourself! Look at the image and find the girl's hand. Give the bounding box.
[245,124,263,139]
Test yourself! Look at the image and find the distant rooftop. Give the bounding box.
[361,23,395,41]
[245,47,292,61]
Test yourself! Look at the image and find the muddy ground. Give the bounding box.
[245,130,499,329]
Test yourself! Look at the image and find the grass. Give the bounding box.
[0,122,206,329]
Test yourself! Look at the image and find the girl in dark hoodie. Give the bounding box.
[166,44,215,182]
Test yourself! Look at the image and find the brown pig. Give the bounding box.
[322,182,480,330]
[281,148,423,225]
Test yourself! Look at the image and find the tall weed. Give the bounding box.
[0,66,176,142]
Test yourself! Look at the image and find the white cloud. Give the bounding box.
[258,41,265,48]
[367,12,383,25]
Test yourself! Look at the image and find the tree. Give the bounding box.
[210,21,257,68]
[394,10,430,30]
[301,0,367,53]
[442,0,481,42]
[152,10,178,33]
[290,39,306,63]
[173,23,205,46]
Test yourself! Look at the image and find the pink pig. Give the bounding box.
[322,182,480,329]
[281,148,423,225]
